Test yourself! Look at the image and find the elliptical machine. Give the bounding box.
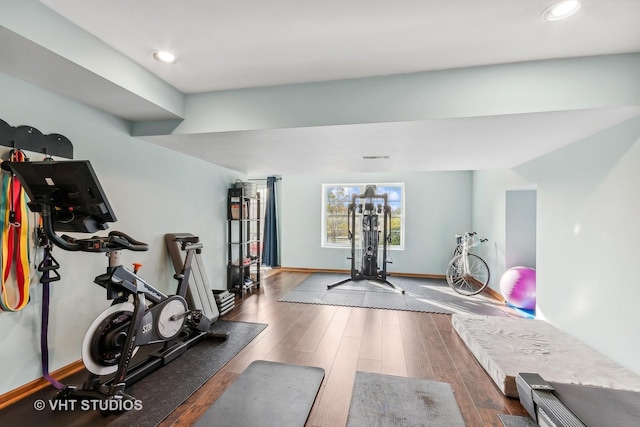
[327,185,403,293]
[3,160,225,408]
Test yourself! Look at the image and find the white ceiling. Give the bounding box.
[38,0,640,93]
[12,1,640,174]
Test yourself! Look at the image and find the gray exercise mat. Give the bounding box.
[280,273,508,316]
[195,360,325,427]
[346,371,465,427]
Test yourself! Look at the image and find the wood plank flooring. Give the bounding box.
[160,271,529,427]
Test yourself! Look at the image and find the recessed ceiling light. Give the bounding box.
[153,50,176,64]
[542,0,583,21]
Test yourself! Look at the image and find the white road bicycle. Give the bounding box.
[446,232,490,296]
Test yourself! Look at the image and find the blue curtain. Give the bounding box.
[262,176,279,266]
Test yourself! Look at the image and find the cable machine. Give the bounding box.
[328,185,403,294]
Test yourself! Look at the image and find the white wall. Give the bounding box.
[472,116,640,375]
[280,170,472,275]
[0,72,243,394]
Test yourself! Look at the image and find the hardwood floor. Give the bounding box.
[159,271,528,427]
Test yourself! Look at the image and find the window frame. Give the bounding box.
[321,182,405,250]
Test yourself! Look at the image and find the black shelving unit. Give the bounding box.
[227,187,261,297]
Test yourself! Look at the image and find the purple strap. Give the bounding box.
[40,250,65,390]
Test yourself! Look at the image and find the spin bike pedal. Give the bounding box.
[55,385,78,400]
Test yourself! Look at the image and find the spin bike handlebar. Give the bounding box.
[60,231,149,253]
[41,205,149,253]
[105,231,150,251]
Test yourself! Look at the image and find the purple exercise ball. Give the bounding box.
[500,267,536,310]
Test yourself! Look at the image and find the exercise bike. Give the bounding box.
[66,230,223,404]
[3,160,226,410]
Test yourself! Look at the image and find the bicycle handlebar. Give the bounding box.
[456,232,478,237]
[454,232,488,244]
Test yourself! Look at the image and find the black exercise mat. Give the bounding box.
[498,414,537,427]
[194,360,324,427]
[280,273,508,316]
[0,320,267,427]
[346,371,465,426]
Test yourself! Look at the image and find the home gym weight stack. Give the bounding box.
[327,185,403,293]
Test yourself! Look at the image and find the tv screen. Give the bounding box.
[2,160,117,232]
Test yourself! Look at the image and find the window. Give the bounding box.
[321,183,404,249]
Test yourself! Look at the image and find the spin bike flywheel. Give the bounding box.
[81,302,138,376]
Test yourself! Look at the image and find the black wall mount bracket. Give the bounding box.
[1,118,73,159]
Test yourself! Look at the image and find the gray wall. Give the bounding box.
[505,189,537,269]
[0,72,243,395]
[280,170,472,275]
[471,116,640,376]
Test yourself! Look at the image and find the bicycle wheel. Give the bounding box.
[446,254,490,296]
